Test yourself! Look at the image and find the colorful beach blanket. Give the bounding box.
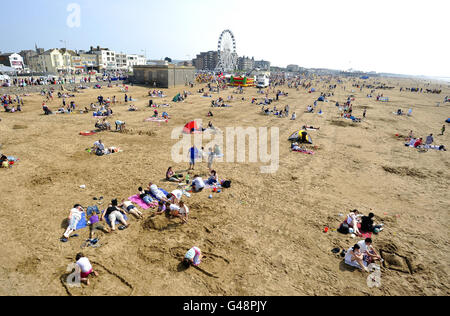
[128,195,158,210]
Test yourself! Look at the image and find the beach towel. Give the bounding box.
[144,117,169,123]
[293,149,315,155]
[76,213,88,231]
[360,231,373,239]
[79,131,98,136]
[128,195,158,210]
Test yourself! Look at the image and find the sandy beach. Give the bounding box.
[0,77,449,296]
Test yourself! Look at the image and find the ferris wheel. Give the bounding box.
[216,29,237,73]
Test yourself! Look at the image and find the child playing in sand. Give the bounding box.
[87,206,110,240]
[76,253,98,286]
[182,247,202,268]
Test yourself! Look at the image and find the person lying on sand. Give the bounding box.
[62,204,86,241]
[76,253,99,286]
[183,247,202,268]
[344,244,369,272]
[101,199,129,231]
[149,183,169,202]
[302,125,320,130]
[120,200,143,219]
[138,186,154,205]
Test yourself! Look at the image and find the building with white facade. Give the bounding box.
[0,53,24,71]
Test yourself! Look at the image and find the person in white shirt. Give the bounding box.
[344,244,369,272]
[76,253,98,286]
[357,238,382,264]
[62,204,85,240]
[345,210,362,236]
[169,201,189,224]
[93,140,105,155]
[192,176,205,192]
[169,190,183,204]
[149,183,168,202]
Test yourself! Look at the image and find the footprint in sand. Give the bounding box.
[137,245,166,264]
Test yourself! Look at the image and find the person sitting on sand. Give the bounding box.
[426,134,434,145]
[102,118,111,130]
[206,170,219,186]
[182,247,202,268]
[307,106,314,113]
[62,204,86,241]
[93,140,106,156]
[128,104,138,112]
[87,207,110,240]
[166,167,182,183]
[1,155,9,169]
[291,112,297,120]
[360,213,383,234]
[42,102,52,115]
[192,175,205,192]
[342,210,362,236]
[344,244,369,272]
[357,238,383,264]
[76,253,99,286]
[101,199,129,231]
[413,138,423,148]
[120,200,143,219]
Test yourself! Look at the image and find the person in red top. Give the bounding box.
[414,138,423,148]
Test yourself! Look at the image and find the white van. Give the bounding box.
[256,74,270,88]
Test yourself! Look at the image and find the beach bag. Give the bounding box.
[222,180,231,189]
[338,223,349,235]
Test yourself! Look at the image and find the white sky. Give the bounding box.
[3,0,449,77]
